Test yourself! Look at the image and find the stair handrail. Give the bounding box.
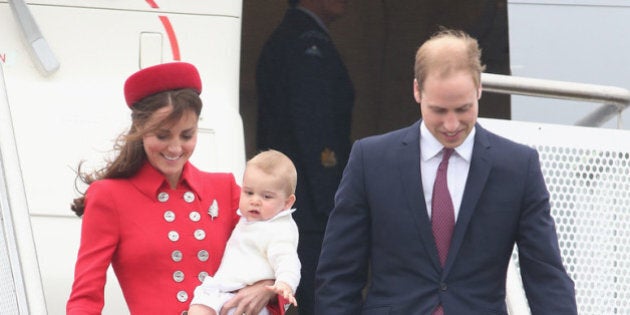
[481,73,630,127]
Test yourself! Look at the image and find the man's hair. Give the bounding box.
[247,150,298,195]
[414,28,486,92]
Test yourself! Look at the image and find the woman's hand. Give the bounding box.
[220,279,275,315]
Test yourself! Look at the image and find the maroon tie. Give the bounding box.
[431,148,454,315]
[432,148,455,266]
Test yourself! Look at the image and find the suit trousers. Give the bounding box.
[295,232,324,315]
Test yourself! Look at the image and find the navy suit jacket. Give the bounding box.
[315,121,577,314]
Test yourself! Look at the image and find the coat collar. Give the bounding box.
[443,123,492,275]
[236,208,297,224]
[295,6,329,33]
[398,121,442,269]
[130,161,205,202]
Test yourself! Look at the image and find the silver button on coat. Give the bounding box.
[176,290,188,302]
[197,250,209,262]
[168,231,180,242]
[183,191,195,203]
[194,229,206,240]
[198,271,209,282]
[157,192,169,202]
[173,270,184,282]
[164,210,175,222]
[189,211,201,222]
[171,250,183,262]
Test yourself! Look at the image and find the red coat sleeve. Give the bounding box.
[67,181,120,315]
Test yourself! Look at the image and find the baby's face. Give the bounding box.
[239,166,293,222]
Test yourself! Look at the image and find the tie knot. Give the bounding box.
[441,148,454,162]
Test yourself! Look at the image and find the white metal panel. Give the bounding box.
[29,216,128,315]
[480,117,630,315]
[1,4,243,217]
[479,118,630,151]
[192,104,246,185]
[0,0,242,17]
[1,2,244,314]
[0,63,45,315]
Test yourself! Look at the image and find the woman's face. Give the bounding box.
[143,106,198,188]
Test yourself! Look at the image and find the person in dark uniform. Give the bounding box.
[255,0,353,314]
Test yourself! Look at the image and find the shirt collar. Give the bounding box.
[296,5,329,33]
[130,161,204,201]
[237,208,297,224]
[420,121,476,162]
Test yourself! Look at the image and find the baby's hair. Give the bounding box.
[247,150,297,195]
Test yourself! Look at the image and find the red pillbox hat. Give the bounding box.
[124,62,202,107]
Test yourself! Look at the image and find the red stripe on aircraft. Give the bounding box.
[159,16,181,61]
[145,0,159,8]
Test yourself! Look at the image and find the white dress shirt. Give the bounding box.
[420,121,475,221]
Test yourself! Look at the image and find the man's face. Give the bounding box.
[319,0,350,21]
[414,71,481,148]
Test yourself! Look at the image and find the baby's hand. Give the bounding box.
[266,282,297,307]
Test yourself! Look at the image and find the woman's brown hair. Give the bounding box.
[71,88,202,217]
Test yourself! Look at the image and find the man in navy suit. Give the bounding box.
[256,1,354,314]
[315,29,577,314]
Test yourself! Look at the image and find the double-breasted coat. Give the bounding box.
[67,162,240,314]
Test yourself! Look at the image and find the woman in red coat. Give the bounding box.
[67,62,281,315]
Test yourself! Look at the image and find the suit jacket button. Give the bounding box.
[440,283,448,291]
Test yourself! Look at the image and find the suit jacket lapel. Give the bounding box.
[443,124,492,275]
[398,121,443,271]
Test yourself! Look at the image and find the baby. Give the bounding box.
[188,150,300,315]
